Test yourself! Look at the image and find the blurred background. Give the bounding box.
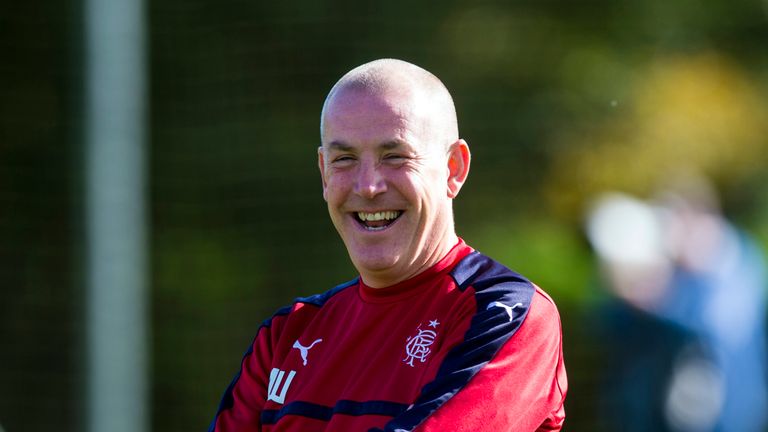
[3,0,768,430]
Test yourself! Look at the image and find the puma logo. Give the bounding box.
[292,338,323,366]
[487,301,524,322]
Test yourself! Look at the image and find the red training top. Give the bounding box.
[210,239,567,431]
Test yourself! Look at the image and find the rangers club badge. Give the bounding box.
[403,320,439,367]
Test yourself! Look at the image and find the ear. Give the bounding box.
[446,139,470,199]
[318,146,329,202]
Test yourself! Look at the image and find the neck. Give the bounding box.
[360,231,459,289]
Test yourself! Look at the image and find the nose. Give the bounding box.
[354,159,387,199]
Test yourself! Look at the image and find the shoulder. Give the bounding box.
[449,249,532,291]
[529,286,563,325]
[260,277,358,330]
[449,250,539,323]
[514,286,564,352]
[447,250,563,354]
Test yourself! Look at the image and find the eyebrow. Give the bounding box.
[327,141,354,152]
[326,140,407,152]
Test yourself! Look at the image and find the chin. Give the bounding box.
[348,246,401,274]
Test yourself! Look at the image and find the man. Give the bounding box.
[209,59,567,431]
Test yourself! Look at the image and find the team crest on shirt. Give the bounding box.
[403,320,439,367]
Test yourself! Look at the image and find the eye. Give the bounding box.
[331,155,356,165]
[383,153,407,163]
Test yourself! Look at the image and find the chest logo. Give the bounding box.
[267,368,296,404]
[292,338,323,366]
[403,321,439,367]
[488,301,524,322]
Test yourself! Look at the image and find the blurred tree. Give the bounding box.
[545,53,768,221]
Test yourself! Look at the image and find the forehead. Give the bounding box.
[322,86,428,147]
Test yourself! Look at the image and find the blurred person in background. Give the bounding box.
[653,175,768,432]
[587,191,711,431]
[586,174,768,432]
[208,59,567,431]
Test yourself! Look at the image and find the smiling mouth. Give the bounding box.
[355,211,402,231]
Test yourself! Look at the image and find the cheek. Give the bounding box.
[323,175,350,204]
[410,169,445,201]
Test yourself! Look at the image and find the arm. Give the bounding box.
[416,290,567,431]
[379,288,567,432]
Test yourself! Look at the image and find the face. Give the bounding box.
[319,86,468,287]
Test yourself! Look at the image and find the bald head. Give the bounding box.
[317,59,471,287]
[321,59,459,147]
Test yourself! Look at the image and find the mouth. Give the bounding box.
[354,210,403,231]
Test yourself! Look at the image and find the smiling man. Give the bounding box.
[209,59,567,432]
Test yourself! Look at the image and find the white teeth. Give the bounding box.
[357,211,401,221]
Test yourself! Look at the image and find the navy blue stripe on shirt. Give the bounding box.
[378,251,536,432]
[261,399,410,425]
[259,277,359,328]
[293,277,359,307]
